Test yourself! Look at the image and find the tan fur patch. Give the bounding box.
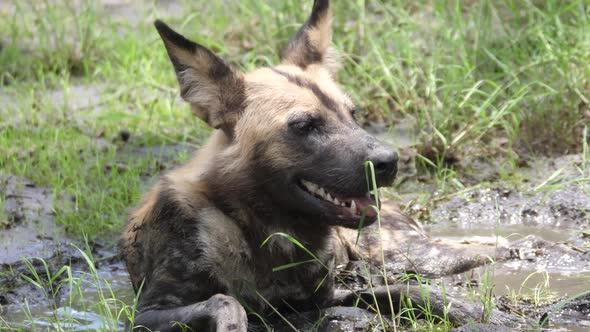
[166,129,230,203]
[196,207,255,291]
[307,11,332,54]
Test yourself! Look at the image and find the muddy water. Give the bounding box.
[0,175,65,265]
[0,173,132,331]
[420,154,590,331]
[375,118,590,330]
[0,245,132,330]
[429,224,571,244]
[2,267,133,331]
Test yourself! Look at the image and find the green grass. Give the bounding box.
[1,0,589,331]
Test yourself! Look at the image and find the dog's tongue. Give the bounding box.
[354,196,379,218]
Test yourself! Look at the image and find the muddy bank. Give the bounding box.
[0,174,64,266]
[420,154,590,331]
[428,183,589,244]
[0,174,132,330]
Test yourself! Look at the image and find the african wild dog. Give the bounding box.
[121,1,523,331]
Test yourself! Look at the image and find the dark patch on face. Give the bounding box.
[270,68,343,120]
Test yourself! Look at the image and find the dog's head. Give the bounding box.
[155,0,397,228]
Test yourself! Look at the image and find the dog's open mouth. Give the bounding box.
[299,179,379,221]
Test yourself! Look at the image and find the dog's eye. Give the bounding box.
[289,119,318,135]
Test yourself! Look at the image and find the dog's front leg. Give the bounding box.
[132,294,247,332]
[329,284,526,327]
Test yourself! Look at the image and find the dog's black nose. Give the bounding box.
[368,149,398,186]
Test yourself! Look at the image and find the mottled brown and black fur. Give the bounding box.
[121,1,526,331]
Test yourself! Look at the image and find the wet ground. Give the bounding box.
[0,140,191,330]
[422,154,590,331]
[0,173,133,330]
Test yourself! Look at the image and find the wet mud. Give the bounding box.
[422,154,590,331]
[0,174,132,330]
[0,174,64,266]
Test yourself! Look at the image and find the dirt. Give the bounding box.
[542,293,590,330]
[267,306,379,332]
[117,143,191,166]
[428,183,589,239]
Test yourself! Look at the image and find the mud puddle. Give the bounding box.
[0,242,133,331]
[0,174,65,265]
[2,263,133,331]
[428,223,571,244]
[421,154,590,331]
[0,174,133,331]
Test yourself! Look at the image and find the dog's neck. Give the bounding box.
[204,168,331,255]
[188,130,333,253]
[209,177,331,245]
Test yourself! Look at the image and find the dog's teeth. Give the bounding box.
[306,181,318,193]
[350,200,357,214]
[304,181,341,204]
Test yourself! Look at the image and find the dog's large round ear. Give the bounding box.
[280,0,340,76]
[154,20,245,136]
